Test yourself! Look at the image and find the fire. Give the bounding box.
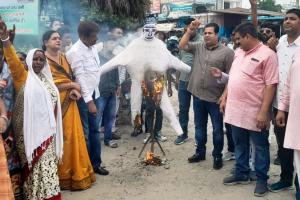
[146,151,154,161]
[143,151,162,166]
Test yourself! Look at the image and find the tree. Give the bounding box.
[88,0,151,21]
[257,0,282,12]
[79,1,141,30]
[82,0,152,30]
[40,0,151,31]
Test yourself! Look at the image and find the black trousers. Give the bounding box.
[225,123,235,153]
[273,107,294,183]
[296,175,299,192]
[145,97,163,136]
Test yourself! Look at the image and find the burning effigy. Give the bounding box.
[99,23,191,138]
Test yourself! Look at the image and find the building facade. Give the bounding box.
[276,0,299,9]
[217,0,242,9]
[154,0,243,18]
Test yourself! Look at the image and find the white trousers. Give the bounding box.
[294,150,300,185]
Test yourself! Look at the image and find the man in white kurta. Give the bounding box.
[277,50,300,200]
[270,8,300,194]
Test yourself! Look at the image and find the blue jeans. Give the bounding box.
[193,96,224,158]
[77,97,101,168]
[178,81,192,136]
[231,125,270,184]
[96,93,117,144]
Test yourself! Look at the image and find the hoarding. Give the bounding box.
[161,2,193,18]
[0,0,39,35]
[160,0,217,18]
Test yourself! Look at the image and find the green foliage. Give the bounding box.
[258,0,283,12]
[41,0,151,31]
[88,0,151,21]
[79,0,149,30]
[81,6,139,30]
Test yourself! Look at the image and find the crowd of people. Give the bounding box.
[177,8,300,199]
[0,7,300,200]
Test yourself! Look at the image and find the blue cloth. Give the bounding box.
[77,97,102,168]
[231,125,270,184]
[178,80,191,136]
[96,93,117,144]
[193,96,224,158]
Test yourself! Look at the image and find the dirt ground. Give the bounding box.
[62,90,296,200]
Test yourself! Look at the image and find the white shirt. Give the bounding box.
[66,39,101,103]
[217,72,229,84]
[273,34,300,109]
[227,43,234,50]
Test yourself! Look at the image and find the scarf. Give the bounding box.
[23,49,63,167]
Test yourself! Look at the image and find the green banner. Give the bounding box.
[0,0,39,35]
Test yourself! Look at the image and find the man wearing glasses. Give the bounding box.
[259,23,276,42]
[258,23,279,52]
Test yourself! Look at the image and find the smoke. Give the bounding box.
[6,0,145,54]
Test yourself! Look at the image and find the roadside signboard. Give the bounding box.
[0,0,39,35]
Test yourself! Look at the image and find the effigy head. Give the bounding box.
[143,23,156,41]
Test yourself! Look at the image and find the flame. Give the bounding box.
[143,151,162,166]
[146,151,154,161]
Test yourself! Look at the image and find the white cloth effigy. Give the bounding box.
[99,36,191,136]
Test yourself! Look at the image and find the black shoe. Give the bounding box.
[223,175,250,185]
[112,133,121,140]
[213,157,223,170]
[188,154,205,163]
[274,156,281,165]
[269,181,293,192]
[94,166,109,175]
[254,183,268,197]
[174,134,188,145]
